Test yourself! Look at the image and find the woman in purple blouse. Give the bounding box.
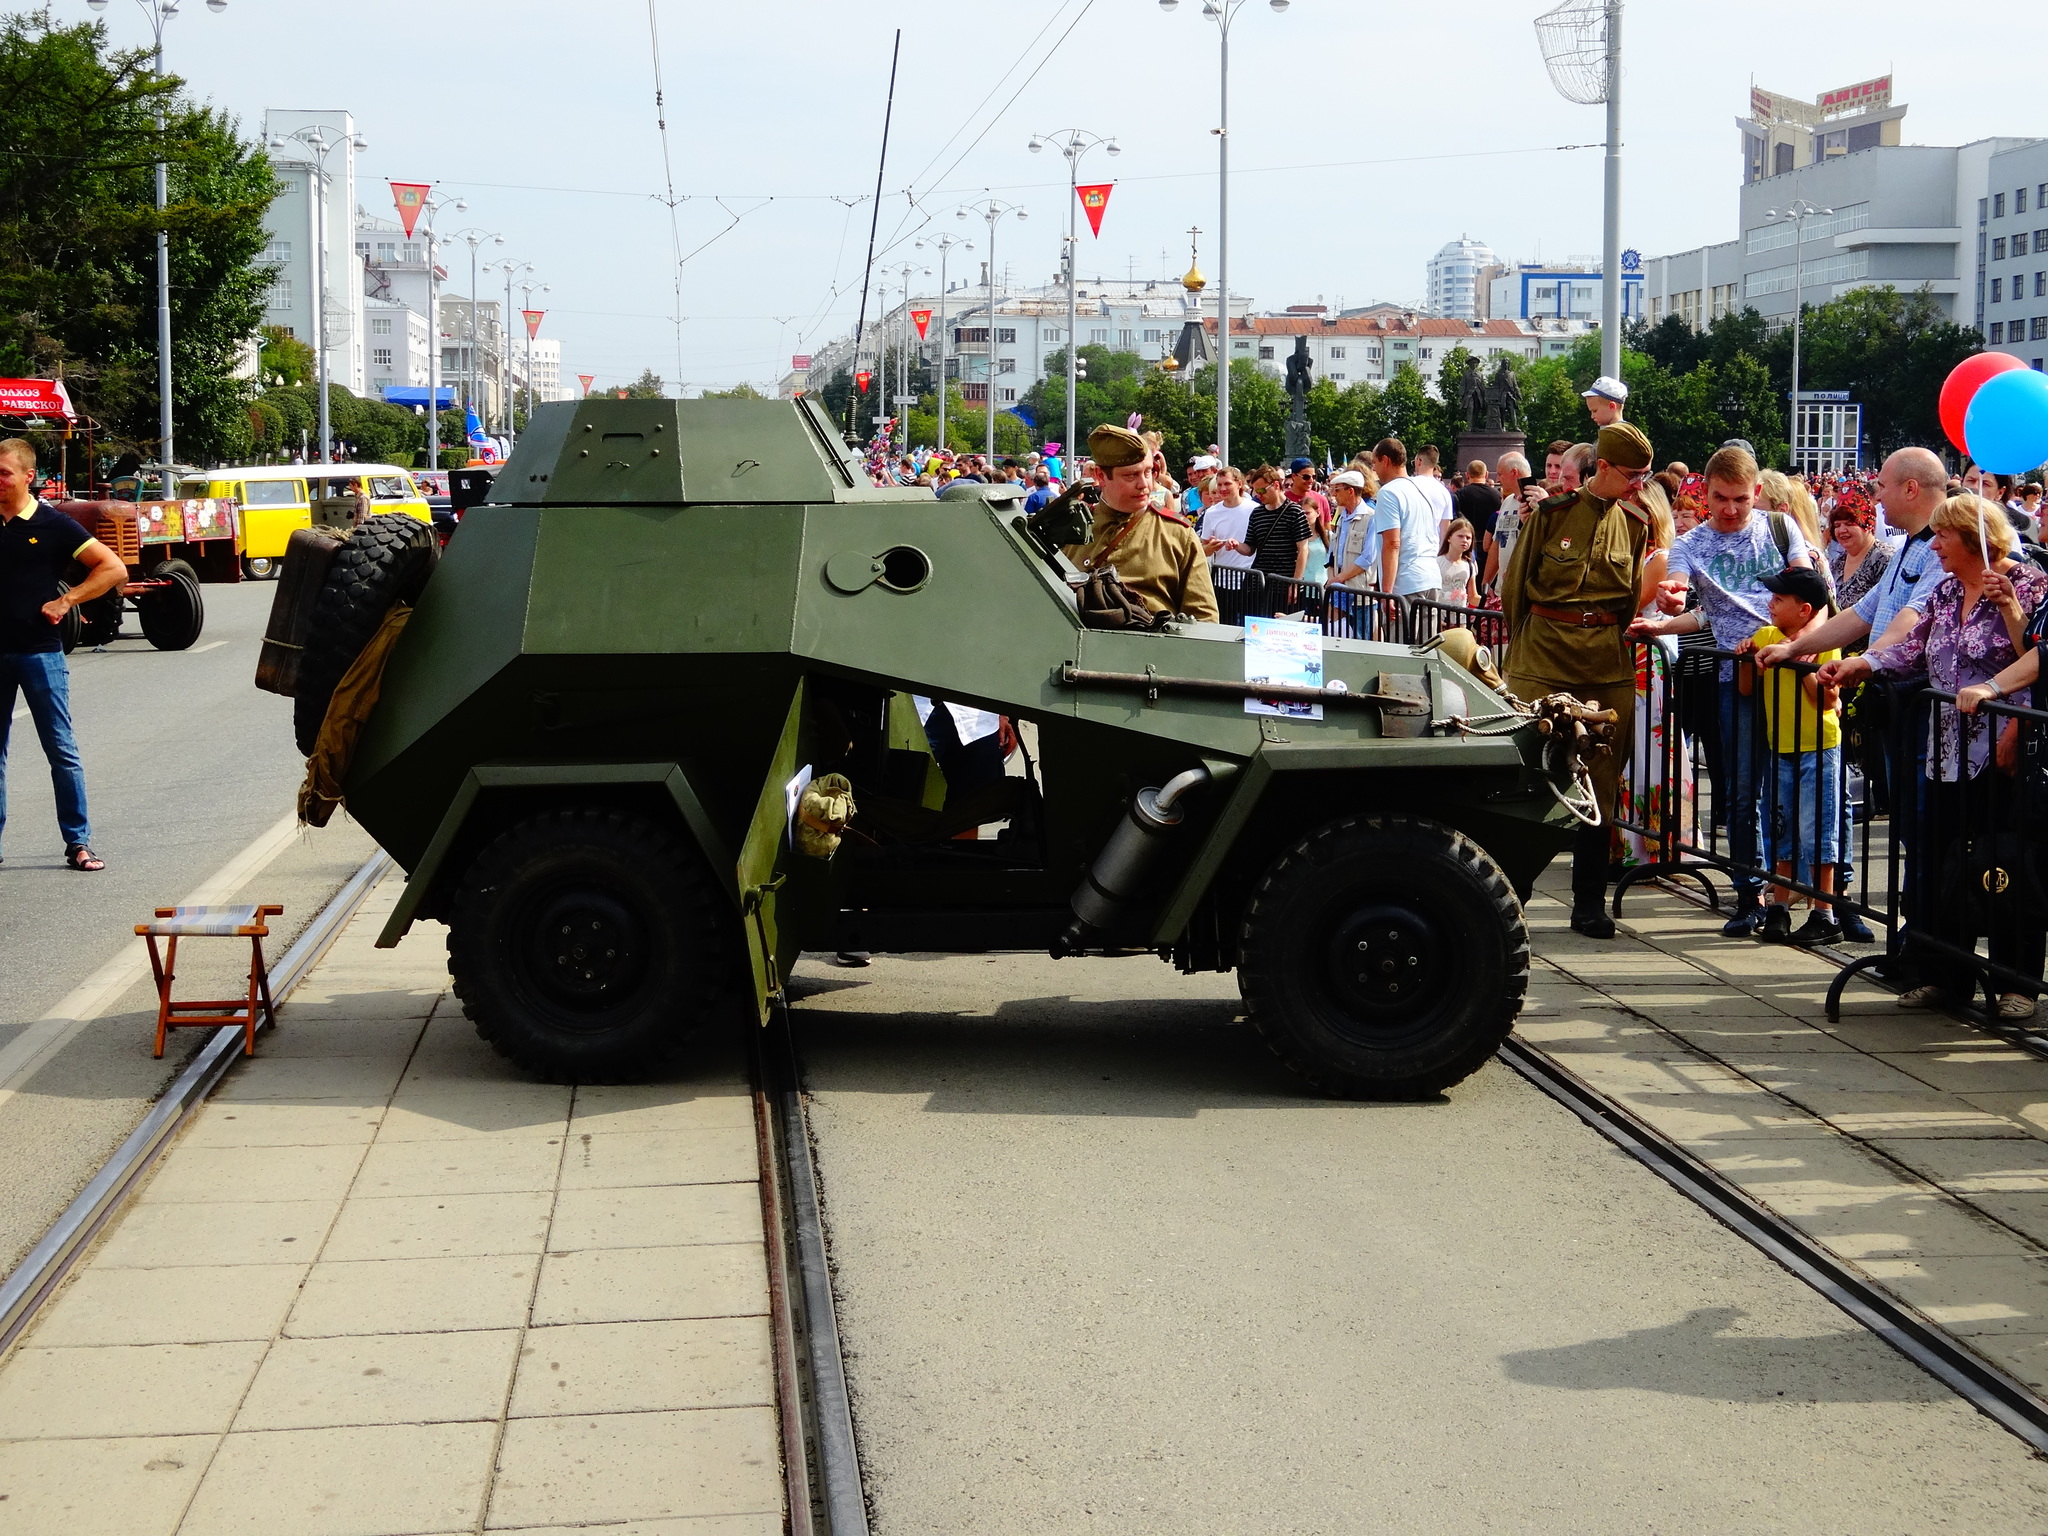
[1821,495,2046,1017]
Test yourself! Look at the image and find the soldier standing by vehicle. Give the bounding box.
[1062,424,1219,623]
[1499,422,1658,938]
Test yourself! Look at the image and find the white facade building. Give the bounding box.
[1426,237,1499,319]
[363,298,429,395]
[261,109,366,394]
[1216,308,1593,391]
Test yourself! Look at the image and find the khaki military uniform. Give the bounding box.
[1500,487,1652,816]
[1063,503,1220,624]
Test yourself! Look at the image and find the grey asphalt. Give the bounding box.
[791,951,2048,1534]
[0,579,382,1270]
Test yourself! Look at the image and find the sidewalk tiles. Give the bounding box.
[1522,868,2048,1401]
[0,876,782,1536]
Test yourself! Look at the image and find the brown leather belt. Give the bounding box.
[1529,603,1622,627]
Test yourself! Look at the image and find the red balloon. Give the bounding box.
[1940,351,2026,452]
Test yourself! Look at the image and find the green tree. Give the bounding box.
[259,325,313,387]
[0,11,278,463]
[622,368,667,399]
[700,381,767,400]
[1376,363,1438,457]
[1433,344,1476,443]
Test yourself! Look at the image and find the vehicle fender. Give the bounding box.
[374,760,734,948]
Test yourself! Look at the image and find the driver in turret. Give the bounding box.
[1061,424,1219,624]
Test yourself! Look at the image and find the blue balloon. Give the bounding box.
[1963,366,2048,473]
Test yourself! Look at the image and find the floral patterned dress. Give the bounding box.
[1865,562,2048,780]
[1619,624,1693,866]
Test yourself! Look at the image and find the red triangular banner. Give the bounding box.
[577,374,595,396]
[855,370,872,393]
[522,310,545,339]
[910,309,932,340]
[1076,182,1113,239]
[389,181,430,239]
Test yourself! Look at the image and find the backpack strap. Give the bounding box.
[1769,509,1791,563]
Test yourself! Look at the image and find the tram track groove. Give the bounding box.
[1500,1029,2048,1455]
[757,994,870,1535]
[0,849,394,1357]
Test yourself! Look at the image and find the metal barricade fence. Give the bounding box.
[1322,584,1408,642]
[1608,638,2048,1023]
[1405,597,1510,653]
[1208,565,1263,628]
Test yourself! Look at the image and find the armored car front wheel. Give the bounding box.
[448,808,745,1081]
[1239,813,1529,1100]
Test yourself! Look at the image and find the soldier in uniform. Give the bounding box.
[1062,423,1219,623]
[1499,421,1657,937]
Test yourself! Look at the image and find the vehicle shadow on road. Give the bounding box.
[790,996,1464,1118]
[1499,1304,1954,1405]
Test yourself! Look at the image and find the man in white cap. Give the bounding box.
[1583,376,1627,430]
[1327,469,1375,590]
[1182,455,1219,521]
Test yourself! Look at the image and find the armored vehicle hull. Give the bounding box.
[309,398,1579,1098]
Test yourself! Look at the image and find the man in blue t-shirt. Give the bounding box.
[0,439,126,870]
[1631,443,1817,934]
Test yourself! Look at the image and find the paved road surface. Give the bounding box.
[0,580,383,1270]
[792,951,2048,1534]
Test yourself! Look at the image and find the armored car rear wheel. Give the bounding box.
[448,808,745,1081]
[1239,813,1528,1100]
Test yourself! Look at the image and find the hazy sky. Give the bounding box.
[112,0,2035,394]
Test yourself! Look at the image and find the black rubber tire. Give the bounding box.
[137,560,203,650]
[292,513,438,755]
[77,592,123,647]
[1239,812,1529,1100]
[447,808,745,1081]
[55,580,81,655]
[243,556,278,580]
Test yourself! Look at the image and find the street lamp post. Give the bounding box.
[89,0,229,468]
[1028,128,1119,468]
[412,191,464,471]
[1767,198,1831,472]
[268,124,367,467]
[1535,0,1624,382]
[518,278,549,427]
[959,200,1027,469]
[495,260,534,439]
[1159,0,1288,468]
[452,228,504,436]
[885,261,927,454]
[915,232,971,453]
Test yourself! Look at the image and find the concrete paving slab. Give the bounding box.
[350,1135,565,1198]
[483,1407,782,1529]
[1711,1051,1943,1096]
[134,1141,365,1206]
[24,1263,308,1348]
[93,1196,339,1268]
[530,1245,767,1327]
[178,1420,496,1536]
[374,1087,572,1142]
[284,1254,541,1339]
[1858,1254,2048,1335]
[0,1433,213,1536]
[508,1317,774,1418]
[233,1329,521,1430]
[555,1127,761,1190]
[1774,1089,2033,1139]
[0,1340,265,1438]
[178,1102,385,1149]
[319,1190,554,1262]
[1965,1195,2048,1249]
[254,1015,428,1060]
[482,1520,781,1536]
[546,1183,762,1252]
[1865,1137,2048,1194]
[568,1086,756,1137]
[1877,1049,2048,1095]
[1661,1019,1861,1053]
[211,1054,407,1105]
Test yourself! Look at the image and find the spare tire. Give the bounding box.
[293,513,438,755]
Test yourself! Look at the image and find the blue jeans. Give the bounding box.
[1764,746,1842,886]
[1718,681,1765,903]
[0,650,91,856]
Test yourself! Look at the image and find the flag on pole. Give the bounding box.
[390,181,431,238]
[522,310,545,340]
[910,309,932,340]
[577,374,595,397]
[1076,183,1113,238]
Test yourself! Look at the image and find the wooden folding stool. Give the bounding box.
[137,904,284,1058]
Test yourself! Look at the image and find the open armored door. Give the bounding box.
[735,680,826,1023]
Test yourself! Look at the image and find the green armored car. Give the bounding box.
[278,397,1602,1099]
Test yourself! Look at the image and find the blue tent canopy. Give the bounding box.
[381,386,457,409]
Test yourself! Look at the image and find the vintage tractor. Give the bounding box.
[56,497,241,652]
